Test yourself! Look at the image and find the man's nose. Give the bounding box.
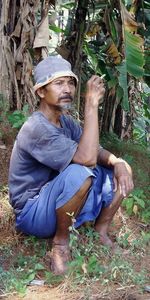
[63,83,71,93]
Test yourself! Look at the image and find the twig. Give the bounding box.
[116,284,135,290]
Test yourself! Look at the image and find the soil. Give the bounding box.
[0,143,150,300]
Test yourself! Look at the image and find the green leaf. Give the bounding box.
[83,42,103,75]
[133,196,145,208]
[116,61,129,111]
[108,13,119,45]
[122,198,134,215]
[24,272,36,284]
[49,24,64,33]
[108,77,118,89]
[34,263,45,271]
[116,85,124,101]
[125,30,144,78]
[60,2,75,10]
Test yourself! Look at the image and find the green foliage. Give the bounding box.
[0,254,45,296]
[0,97,30,143]
[133,83,150,145]
[66,225,148,288]
[83,41,105,76]
[49,24,64,33]
[60,1,75,10]
[117,232,130,248]
[101,133,150,224]
[0,221,149,296]
[45,271,63,285]
[125,30,144,78]
[116,61,129,111]
[123,182,150,224]
[0,238,47,296]
[122,188,147,215]
[0,262,45,295]
[7,104,30,129]
[130,231,150,251]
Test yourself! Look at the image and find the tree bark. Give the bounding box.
[0,0,54,110]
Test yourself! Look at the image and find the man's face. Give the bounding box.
[39,76,76,110]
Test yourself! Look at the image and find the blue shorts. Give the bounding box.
[16,164,114,238]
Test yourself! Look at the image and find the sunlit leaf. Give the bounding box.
[49,24,64,33]
[60,2,75,10]
[133,204,138,215]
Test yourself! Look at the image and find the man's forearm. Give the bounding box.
[97,148,122,168]
[73,105,99,166]
[72,75,105,167]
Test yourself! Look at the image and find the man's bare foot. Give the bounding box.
[94,225,114,248]
[50,243,71,275]
[96,231,125,254]
[98,232,114,248]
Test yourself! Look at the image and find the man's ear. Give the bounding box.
[36,87,45,98]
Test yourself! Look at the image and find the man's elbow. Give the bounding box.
[72,154,97,167]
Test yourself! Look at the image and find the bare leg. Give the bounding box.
[50,177,92,274]
[94,190,123,248]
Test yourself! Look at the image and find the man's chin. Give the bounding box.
[59,103,73,111]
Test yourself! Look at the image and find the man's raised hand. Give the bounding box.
[85,75,105,108]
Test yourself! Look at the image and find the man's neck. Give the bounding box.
[38,102,62,127]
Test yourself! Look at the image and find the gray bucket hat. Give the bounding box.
[33,55,78,92]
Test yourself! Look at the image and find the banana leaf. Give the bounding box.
[116,61,129,111]
[106,40,121,65]
[125,30,144,78]
[120,1,138,33]
[120,1,145,78]
[83,41,104,75]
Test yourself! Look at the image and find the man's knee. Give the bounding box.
[64,163,93,187]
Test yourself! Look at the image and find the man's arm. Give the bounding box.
[97,148,128,168]
[72,75,105,166]
[97,148,134,197]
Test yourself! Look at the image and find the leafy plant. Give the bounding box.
[0,262,45,296]
[122,188,150,223]
[0,237,47,296]
[117,232,130,248]
[7,104,30,129]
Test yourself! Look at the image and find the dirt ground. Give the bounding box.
[0,144,150,300]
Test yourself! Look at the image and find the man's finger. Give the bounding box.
[113,177,118,192]
[120,184,127,198]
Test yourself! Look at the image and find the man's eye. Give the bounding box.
[69,81,75,86]
[55,81,62,85]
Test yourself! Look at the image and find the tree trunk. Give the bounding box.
[0,0,54,110]
[57,0,89,113]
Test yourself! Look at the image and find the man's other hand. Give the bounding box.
[113,159,134,198]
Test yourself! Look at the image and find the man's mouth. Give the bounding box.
[58,95,73,102]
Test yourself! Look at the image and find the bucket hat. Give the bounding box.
[33,55,78,92]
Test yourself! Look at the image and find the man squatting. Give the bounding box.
[9,56,134,275]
